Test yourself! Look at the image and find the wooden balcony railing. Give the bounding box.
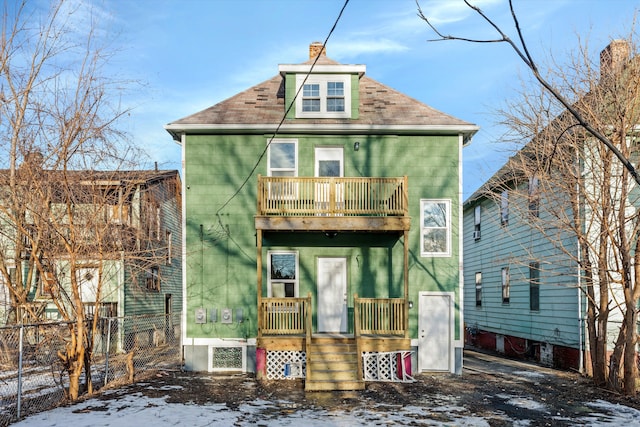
[257,176,408,217]
[258,295,311,336]
[354,297,406,336]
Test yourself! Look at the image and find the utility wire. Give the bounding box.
[215,0,350,216]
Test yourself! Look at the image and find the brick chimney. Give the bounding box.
[309,42,326,60]
[600,39,630,80]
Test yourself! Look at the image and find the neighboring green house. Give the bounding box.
[462,40,639,373]
[166,43,477,390]
[0,169,182,340]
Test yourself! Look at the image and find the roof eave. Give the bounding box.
[164,123,479,143]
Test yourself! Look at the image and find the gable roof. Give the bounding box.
[165,51,478,142]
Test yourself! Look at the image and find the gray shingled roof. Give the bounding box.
[166,54,476,134]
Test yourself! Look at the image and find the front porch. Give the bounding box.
[256,295,412,390]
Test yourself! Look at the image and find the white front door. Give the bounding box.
[317,257,348,333]
[418,292,452,372]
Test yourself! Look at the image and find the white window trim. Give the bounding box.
[420,199,451,257]
[267,250,299,298]
[500,190,509,226]
[267,139,298,177]
[295,74,351,119]
[502,266,510,304]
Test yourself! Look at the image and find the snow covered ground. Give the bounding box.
[11,382,640,427]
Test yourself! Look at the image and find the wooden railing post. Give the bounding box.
[305,292,312,380]
[354,294,363,382]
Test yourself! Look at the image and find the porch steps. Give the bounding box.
[305,336,364,391]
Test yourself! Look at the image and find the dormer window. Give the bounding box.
[296,74,350,118]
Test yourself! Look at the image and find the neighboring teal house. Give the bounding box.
[463,178,583,371]
[166,43,477,390]
[462,40,638,373]
[0,169,182,343]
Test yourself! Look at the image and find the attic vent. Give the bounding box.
[208,343,246,372]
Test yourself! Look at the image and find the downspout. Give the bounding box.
[180,133,190,359]
[457,133,465,374]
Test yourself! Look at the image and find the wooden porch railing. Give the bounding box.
[354,297,406,336]
[258,295,311,336]
[257,176,408,217]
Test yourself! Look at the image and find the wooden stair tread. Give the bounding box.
[305,336,363,391]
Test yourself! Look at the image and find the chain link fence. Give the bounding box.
[0,313,181,426]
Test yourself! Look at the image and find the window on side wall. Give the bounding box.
[500,190,509,226]
[268,251,299,298]
[529,262,540,311]
[473,205,481,240]
[475,272,482,307]
[296,75,350,118]
[146,266,160,292]
[420,199,451,257]
[528,175,540,217]
[502,266,510,304]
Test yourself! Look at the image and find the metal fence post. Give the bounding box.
[104,318,112,387]
[17,324,24,419]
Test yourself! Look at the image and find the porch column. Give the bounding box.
[404,229,409,338]
[257,229,263,338]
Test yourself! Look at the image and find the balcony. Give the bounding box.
[255,176,410,233]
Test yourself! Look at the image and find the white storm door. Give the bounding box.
[315,147,344,214]
[418,292,452,372]
[317,257,348,333]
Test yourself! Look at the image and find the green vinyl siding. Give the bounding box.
[184,132,462,340]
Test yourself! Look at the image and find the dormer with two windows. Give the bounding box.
[279,42,365,120]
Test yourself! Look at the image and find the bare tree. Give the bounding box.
[418,0,640,395]
[0,0,159,400]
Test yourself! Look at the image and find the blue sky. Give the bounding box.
[68,0,640,198]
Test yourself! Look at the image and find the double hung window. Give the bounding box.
[420,199,451,257]
[296,75,350,118]
[268,251,299,298]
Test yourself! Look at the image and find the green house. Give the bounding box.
[166,43,477,390]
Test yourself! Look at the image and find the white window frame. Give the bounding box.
[267,139,298,177]
[475,272,482,307]
[473,205,481,240]
[500,190,509,226]
[502,266,510,304]
[420,199,451,257]
[267,250,299,298]
[528,175,540,217]
[295,74,351,118]
[267,139,298,200]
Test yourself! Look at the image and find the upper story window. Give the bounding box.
[473,205,481,240]
[420,199,451,257]
[500,190,509,226]
[296,75,351,118]
[528,175,540,217]
[268,139,298,177]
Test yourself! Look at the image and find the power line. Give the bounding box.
[215,0,350,216]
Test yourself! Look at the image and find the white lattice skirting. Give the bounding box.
[363,351,414,382]
[265,349,414,383]
[266,350,306,380]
